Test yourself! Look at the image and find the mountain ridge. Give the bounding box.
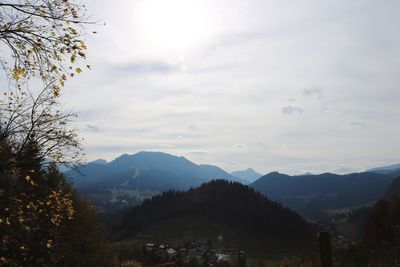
[250,171,395,220]
[367,163,400,177]
[67,151,242,190]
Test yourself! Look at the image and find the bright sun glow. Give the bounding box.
[138,0,216,51]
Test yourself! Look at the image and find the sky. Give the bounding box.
[58,0,400,175]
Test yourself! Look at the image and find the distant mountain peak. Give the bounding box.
[231,168,262,183]
[264,171,285,177]
[137,151,167,155]
[89,159,107,165]
[298,172,314,176]
[114,153,132,160]
[67,151,243,192]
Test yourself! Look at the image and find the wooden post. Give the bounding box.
[319,231,333,267]
[238,250,246,267]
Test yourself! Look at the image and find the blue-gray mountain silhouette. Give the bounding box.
[67,151,243,191]
[367,163,400,177]
[231,168,262,183]
[250,171,395,220]
[89,159,108,165]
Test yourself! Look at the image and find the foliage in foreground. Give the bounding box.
[0,129,112,266]
[363,194,400,266]
[0,0,93,94]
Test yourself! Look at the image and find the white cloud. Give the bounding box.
[349,122,367,127]
[52,0,400,174]
[281,106,304,115]
[233,144,247,149]
[302,87,323,99]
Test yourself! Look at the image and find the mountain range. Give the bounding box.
[250,171,395,220]
[66,151,246,211]
[66,151,399,219]
[67,151,243,191]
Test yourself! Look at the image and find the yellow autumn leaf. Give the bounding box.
[11,67,26,80]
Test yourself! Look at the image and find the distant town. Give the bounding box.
[140,241,245,267]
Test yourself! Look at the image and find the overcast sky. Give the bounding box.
[60,0,399,175]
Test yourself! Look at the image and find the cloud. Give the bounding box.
[233,144,247,149]
[64,0,400,174]
[350,122,367,127]
[85,124,100,133]
[85,145,147,153]
[281,106,304,115]
[206,31,267,51]
[116,61,178,74]
[189,151,207,155]
[159,143,175,148]
[302,87,323,98]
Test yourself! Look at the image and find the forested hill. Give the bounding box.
[386,176,400,198]
[118,180,315,251]
[250,171,394,220]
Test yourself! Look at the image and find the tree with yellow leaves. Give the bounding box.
[0,132,76,265]
[0,1,110,265]
[0,0,93,95]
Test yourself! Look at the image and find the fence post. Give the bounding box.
[238,250,246,267]
[319,231,333,267]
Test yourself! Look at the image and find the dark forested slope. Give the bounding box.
[118,180,315,252]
